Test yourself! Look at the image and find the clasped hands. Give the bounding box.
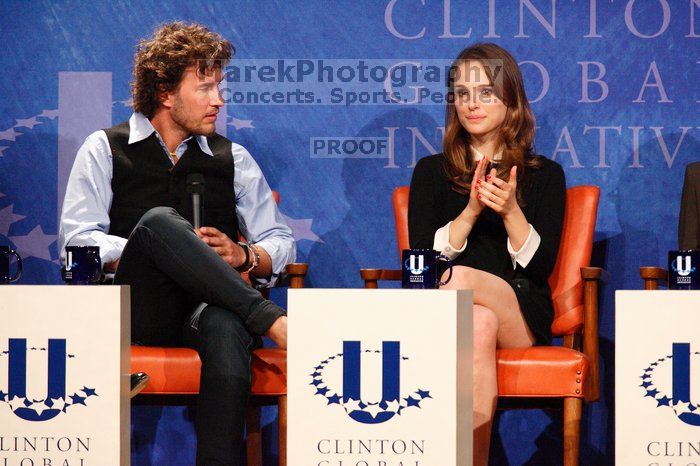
[467,157,520,219]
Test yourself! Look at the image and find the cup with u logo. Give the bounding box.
[401,248,453,289]
[668,250,700,290]
[62,246,102,285]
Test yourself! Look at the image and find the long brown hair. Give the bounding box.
[443,43,539,197]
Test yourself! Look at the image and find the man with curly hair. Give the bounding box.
[59,22,295,465]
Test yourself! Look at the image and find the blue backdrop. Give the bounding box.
[1,0,698,464]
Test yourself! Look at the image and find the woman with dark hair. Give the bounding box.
[408,43,566,464]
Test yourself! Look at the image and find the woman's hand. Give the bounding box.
[477,165,520,218]
[464,157,489,218]
[448,157,489,247]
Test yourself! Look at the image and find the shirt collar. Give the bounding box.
[128,112,214,156]
[470,145,503,163]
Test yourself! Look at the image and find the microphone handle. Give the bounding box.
[192,193,201,229]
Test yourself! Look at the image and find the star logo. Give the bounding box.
[674,400,692,415]
[342,398,361,413]
[656,396,671,407]
[69,394,86,406]
[31,401,49,416]
[228,117,255,130]
[310,343,431,425]
[8,395,27,411]
[0,204,26,236]
[404,395,421,408]
[81,387,97,397]
[1,341,98,421]
[363,403,384,419]
[281,214,324,243]
[49,397,67,412]
[38,109,59,120]
[0,128,21,142]
[14,117,42,129]
[640,348,700,427]
[9,225,56,261]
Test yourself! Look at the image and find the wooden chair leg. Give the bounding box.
[563,397,582,466]
[279,395,287,466]
[245,405,263,466]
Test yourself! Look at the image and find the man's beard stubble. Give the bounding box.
[171,94,216,137]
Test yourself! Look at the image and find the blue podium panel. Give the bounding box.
[616,291,700,465]
[288,288,472,466]
[0,286,130,466]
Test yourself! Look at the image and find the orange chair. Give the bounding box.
[360,186,604,466]
[130,192,304,466]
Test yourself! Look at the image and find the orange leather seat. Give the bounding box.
[250,348,287,396]
[496,346,588,397]
[361,185,604,466]
[130,347,287,396]
[131,346,200,395]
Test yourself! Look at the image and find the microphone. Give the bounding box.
[186,174,205,229]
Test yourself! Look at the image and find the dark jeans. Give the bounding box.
[114,207,284,465]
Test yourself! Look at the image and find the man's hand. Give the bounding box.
[196,226,247,268]
[104,259,120,273]
[265,315,287,349]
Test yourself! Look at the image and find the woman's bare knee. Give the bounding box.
[473,305,499,353]
[442,266,479,289]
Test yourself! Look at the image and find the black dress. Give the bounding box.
[408,153,566,345]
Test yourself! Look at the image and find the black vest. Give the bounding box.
[104,122,239,240]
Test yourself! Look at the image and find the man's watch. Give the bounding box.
[237,241,250,269]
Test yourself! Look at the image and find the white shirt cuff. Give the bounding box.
[507,224,541,269]
[433,221,468,260]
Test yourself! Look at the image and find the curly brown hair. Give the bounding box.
[131,22,234,118]
[443,43,539,200]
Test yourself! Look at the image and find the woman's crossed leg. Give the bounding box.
[441,265,535,466]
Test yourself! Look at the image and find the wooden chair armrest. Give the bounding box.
[580,266,606,402]
[360,268,401,288]
[639,266,668,290]
[285,263,308,289]
[581,266,609,283]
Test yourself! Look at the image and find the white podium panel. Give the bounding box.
[289,289,472,466]
[616,291,700,465]
[0,286,130,466]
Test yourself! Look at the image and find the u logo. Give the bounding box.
[310,340,430,424]
[675,256,693,277]
[343,341,400,424]
[671,343,700,426]
[7,338,66,421]
[408,255,424,275]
